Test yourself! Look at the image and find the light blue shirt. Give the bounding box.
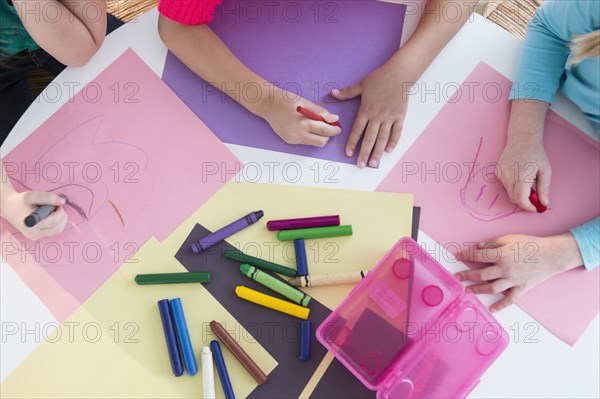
[510,0,599,270]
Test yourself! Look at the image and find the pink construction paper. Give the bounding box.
[378,62,600,345]
[0,49,240,321]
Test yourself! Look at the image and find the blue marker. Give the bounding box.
[170,298,198,376]
[294,239,308,276]
[157,299,184,376]
[300,320,312,361]
[210,340,235,399]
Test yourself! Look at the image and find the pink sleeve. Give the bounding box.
[158,0,224,25]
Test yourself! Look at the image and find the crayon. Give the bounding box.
[300,321,312,361]
[235,286,310,320]
[294,239,309,277]
[135,272,211,285]
[210,321,268,385]
[191,210,264,254]
[170,298,198,376]
[210,340,235,399]
[529,188,547,213]
[240,264,311,307]
[225,249,297,277]
[288,270,370,288]
[157,299,184,377]
[277,225,353,241]
[296,106,341,128]
[267,215,340,231]
[201,346,216,399]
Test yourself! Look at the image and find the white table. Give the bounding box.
[1,7,598,399]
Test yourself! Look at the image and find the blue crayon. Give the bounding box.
[210,340,235,399]
[300,320,312,361]
[170,298,198,376]
[294,239,309,276]
[157,299,184,376]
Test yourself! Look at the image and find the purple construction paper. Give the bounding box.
[162,0,406,164]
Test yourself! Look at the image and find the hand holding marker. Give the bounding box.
[24,194,68,227]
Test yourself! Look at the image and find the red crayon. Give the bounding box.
[296,106,341,128]
[529,188,547,213]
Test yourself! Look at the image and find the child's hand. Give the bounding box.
[262,88,341,147]
[497,132,552,212]
[0,191,68,241]
[455,233,583,312]
[331,63,408,168]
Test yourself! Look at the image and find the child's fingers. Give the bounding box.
[23,191,67,207]
[386,121,402,153]
[35,207,68,232]
[301,102,340,125]
[331,85,361,102]
[301,133,330,148]
[306,120,341,137]
[513,181,537,212]
[536,166,552,206]
[490,287,524,313]
[468,279,512,295]
[346,111,368,157]
[357,121,380,168]
[369,123,392,168]
[458,248,497,264]
[454,265,502,282]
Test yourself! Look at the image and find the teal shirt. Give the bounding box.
[0,0,40,57]
[510,0,599,270]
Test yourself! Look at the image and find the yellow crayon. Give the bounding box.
[235,286,310,320]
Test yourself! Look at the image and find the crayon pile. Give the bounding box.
[135,210,368,396]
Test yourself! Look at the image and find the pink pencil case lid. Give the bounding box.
[316,237,509,399]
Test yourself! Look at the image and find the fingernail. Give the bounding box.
[454,273,463,281]
[370,159,379,167]
[331,89,339,95]
[346,150,354,157]
[358,161,366,168]
[386,147,394,153]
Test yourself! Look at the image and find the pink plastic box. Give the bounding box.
[316,238,509,398]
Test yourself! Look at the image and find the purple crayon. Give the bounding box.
[191,210,264,254]
[267,215,340,231]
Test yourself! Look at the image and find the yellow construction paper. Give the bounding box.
[1,237,276,398]
[162,182,413,310]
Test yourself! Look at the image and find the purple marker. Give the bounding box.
[267,215,340,231]
[191,210,264,254]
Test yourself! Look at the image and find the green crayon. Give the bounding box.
[277,225,353,241]
[135,272,211,285]
[240,264,311,307]
[225,249,297,277]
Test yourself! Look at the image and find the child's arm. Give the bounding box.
[12,0,107,67]
[158,16,341,147]
[0,160,68,241]
[455,232,585,312]
[332,0,478,167]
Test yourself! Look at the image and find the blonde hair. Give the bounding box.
[570,30,600,65]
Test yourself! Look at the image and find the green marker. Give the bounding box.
[240,264,311,307]
[225,250,297,277]
[135,272,211,285]
[277,225,353,241]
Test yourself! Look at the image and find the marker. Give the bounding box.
[267,215,340,231]
[300,321,312,361]
[170,298,198,376]
[24,204,58,227]
[135,272,211,285]
[277,225,353,241]
[240,264,311,307]
[296,106,341,128]
[294,239,309,277]
[288,270,370,288]
[210,340,235,399]
[225,249,297,277]
[191,210,264,254]
[210,321,268,385]
[201,346,216,399]
[529,188,547,213]
[235,286,310,320]
[157,299,184,377]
